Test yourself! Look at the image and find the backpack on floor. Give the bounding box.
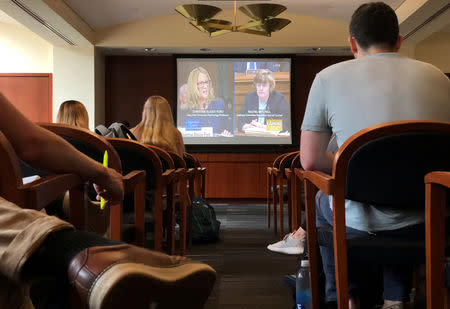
[191,197,221,243]
[95,122,137,140]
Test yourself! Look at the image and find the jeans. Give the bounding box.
[315,191,414,302]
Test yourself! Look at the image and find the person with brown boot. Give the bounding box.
[0,92,216,309]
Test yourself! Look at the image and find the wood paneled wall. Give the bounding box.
[194,153,281,198]
[0,73,52,122]
[105,55,351,198]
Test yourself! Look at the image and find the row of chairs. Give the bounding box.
[5,123,206,256]
[267,120,450,308]
[267,151,302,238]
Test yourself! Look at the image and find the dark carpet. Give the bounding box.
[188,203,299,309]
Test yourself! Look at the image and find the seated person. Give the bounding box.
[272,2,449,309]
[178,67,232,136]
[56,99,111,235]
[56,100,90,129]
[267,134,337,256]
[0,92,216,308]
[237,69,290,134]
[131,95,185,157]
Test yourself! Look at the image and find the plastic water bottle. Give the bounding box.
[296,259,311,309]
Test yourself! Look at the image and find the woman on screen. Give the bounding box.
[238,69,290,133]
[182,67,232,136]
[131,95,185,156]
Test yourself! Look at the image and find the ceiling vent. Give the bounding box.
[11,0,75,45]
[403,2,449,40]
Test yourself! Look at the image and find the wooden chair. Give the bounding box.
[285,153,302,232]
[301,121,450,309]
[105,138,167,252]
[271,151,298,237]
[425,171,450,309]
[0,130,86,226]
[267,152,288,232]
[165,150,189,256]
[39,123,146,245]
[144,145,184,255]
[183,152,206,198]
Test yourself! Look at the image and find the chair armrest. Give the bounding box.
[272,168,283,177]
[303,171,335,195]
[162,169,176,183]
[173,167,187,177]
[19,174,84,210]
[294,168,305,181]
[425,171,450,188]
[186,168,195,177]
[123,170,146,193]
[285,168,292,178]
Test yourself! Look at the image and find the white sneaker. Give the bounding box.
[267,233,305,255]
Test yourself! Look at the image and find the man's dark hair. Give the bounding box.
[349,2,399,50]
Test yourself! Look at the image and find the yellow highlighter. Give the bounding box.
[100,150,108,210]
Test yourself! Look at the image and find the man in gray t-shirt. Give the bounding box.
[299,2,450,308]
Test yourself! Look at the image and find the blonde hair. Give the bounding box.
[186,67,215,109]
[56,100,89,129]
[131,96,185,156]
[253,69,276,92]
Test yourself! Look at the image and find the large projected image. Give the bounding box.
[177,58,292,145]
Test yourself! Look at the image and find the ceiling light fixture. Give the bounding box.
[175,0,291,37]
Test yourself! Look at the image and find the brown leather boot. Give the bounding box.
[68,244,216,309]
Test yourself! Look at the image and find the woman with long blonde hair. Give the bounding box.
[178,67,231,136]
[131,95,185,156]
[56,100,89,129]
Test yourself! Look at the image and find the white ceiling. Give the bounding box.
[64,0,405,29]
[0,8,20,25]
[1,0,448,55]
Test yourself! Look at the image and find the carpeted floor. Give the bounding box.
[187,203,298,309]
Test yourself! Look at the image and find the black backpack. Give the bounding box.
[95,122,137,140]
[191,197,221,243]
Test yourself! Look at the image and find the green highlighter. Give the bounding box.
[100,150,108,210]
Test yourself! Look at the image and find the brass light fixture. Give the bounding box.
[175,1,291,37]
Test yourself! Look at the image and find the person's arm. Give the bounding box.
[0,93,123,207]
[300,130,333,174]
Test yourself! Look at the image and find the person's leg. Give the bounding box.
[315,191,367,307]
[0,196,73,308]
[381,264,412,308]
[0,196,216,309]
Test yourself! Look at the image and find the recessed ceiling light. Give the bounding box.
[200,48,211,52]
[144,47,156,52]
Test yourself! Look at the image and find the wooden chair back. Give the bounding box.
[106,138,169,251]
[0,130,85,227]
[39,123,124,242]
[303,120,450,309]
[425,171,450,309]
